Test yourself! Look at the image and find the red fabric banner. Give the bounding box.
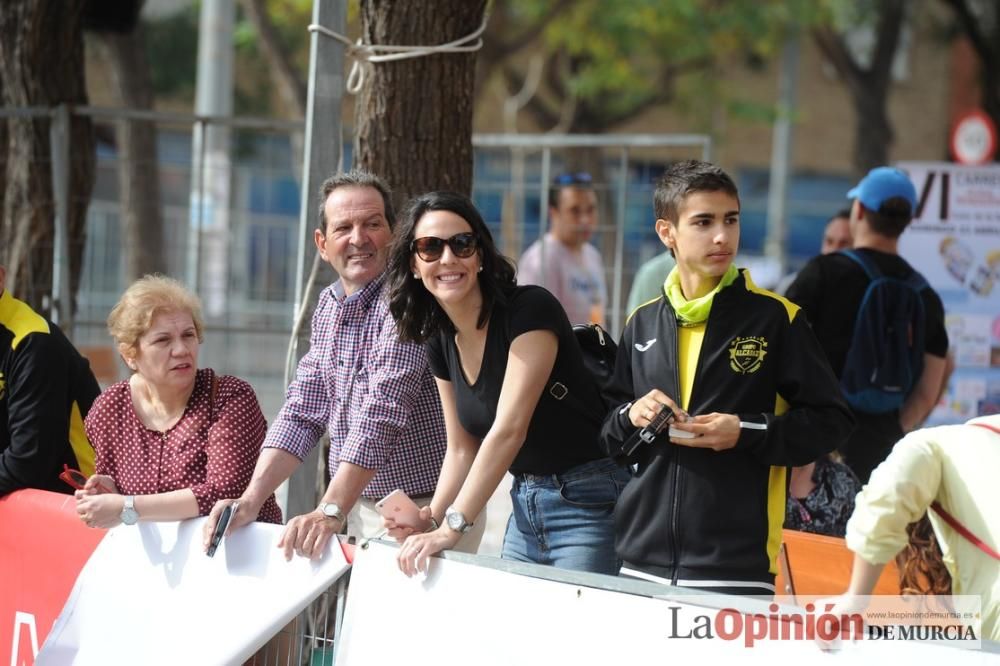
[0,490,105,665]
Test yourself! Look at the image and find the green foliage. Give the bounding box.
[143,5,200,104]
[502,0,832,128]
[142,0,314,115]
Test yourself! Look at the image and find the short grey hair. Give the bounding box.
[317,170,395,232]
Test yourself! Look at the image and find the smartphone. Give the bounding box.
[207,503,236,558]
[375,490,426,531]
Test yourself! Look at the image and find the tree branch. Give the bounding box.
[239,0,306,118]
[502,62,561,129]
[869,0,905,90]
[940,0,995,67]
[498,0,574,58]
[812,27,867,99]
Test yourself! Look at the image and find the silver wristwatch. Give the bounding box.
[120,495,139,525]
[317,502,345,523]
[445,506,473,534]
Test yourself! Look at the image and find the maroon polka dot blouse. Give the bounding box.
[85,368,282,524]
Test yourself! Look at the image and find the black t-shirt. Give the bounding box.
[426,286,606,475]
[786,248,948,377]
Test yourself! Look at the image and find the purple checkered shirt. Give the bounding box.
[264,274,445,499]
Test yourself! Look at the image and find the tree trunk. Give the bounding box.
[853,91,894,174]
[941,0,1000,147]
[99,24,167,281]
[355,0,488,208]
[0,0,95,314]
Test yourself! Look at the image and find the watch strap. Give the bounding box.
[121,495,139,525]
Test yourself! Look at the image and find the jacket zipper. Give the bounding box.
[667,305,681,585]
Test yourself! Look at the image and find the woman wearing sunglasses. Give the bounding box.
[385,191,627,576]
[74,276,281,529]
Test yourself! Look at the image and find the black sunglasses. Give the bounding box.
[553,172,593,186]
[411,233,478,262]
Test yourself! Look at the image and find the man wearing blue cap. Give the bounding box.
[787,167,949,483]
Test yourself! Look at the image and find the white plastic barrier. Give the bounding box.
[336,541,996,664]
[37,518,349,666]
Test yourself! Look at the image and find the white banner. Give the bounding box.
[37,518,349,666]
[899,162,1000,423]
[336,541,992,663]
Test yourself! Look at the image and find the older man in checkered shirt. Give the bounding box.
[206,171,481,559]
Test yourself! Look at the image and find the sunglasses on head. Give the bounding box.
[410,232,478,262]
[59,464,112,494]
[553,172,593,186]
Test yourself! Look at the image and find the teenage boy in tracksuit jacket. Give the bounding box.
[602,161,854,595]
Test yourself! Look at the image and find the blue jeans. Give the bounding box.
[502,458,628,575]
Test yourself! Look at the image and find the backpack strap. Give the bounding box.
[927,421,1000,561]
[547,323,609,428]
[842,248,929,292]
[904,270,928,292]
[548,381,601,426]
[840,249,881,280]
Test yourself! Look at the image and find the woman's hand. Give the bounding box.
[628,389,686,429]
[384,506,434,542]
[75,491,125,529]
[397,527,461,577]
[81,474,118,496]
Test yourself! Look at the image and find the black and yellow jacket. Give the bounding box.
[601,269,854,588]
[0,289,100,495]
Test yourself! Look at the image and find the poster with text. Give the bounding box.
[898,162,1000,423]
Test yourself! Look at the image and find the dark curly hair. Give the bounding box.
[386,191,517,343]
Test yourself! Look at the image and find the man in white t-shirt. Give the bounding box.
[517,172,607,326]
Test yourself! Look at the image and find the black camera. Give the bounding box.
[638,403,676,444]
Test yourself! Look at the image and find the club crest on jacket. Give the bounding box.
[729,336,768,374]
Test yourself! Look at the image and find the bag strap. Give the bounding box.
[930,501,1000,561]
[971,422,1000,435]
[547,323,609,427]
[927,421,1000,561]
[904,269,928,292]
[548,380,601,426]
[840,249,881,281]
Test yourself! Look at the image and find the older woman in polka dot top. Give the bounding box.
[74,276,281,528]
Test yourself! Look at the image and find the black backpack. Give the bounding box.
[548,323,618,424]
[839,249,928,414]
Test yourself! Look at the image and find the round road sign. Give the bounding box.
[951,109,997,165]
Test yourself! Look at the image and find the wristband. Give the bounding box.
[426,516,440,532]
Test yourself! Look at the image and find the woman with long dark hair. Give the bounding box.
[384,191,627,576]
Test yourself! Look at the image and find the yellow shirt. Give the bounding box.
[676,323,706,412]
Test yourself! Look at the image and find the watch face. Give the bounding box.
[320,503,342,519]
[121,508,139,525]
[447,511,465,531]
